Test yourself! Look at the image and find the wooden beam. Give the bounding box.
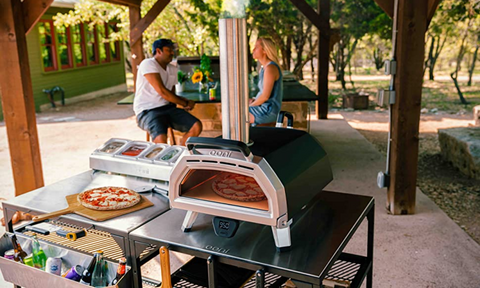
[0,0,44,196]
[99,0,141,7]
[387,0,429,214]
[427,0,441,24]
[316,0,330,119]
[129,5,145,90]
[289,0,329,35]
[22,0,54,35]
[373,0,394,18]
[130,0,171,46]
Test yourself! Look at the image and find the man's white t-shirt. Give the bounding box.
[133,58,178,115]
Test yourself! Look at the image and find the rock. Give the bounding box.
[438,127,480,179]
[430,108,438,113]
[474,105,480,126]
[421,108,428,114]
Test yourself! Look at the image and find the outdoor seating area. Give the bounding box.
[1,0,479,287]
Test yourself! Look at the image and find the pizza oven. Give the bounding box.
[169,127,333,250]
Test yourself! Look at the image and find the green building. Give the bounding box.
[0,0,126,121]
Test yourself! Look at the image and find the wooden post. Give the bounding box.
[129,5,145,90]
[387,0,428,214]
[0,0,44,196]
[316,0,330,119]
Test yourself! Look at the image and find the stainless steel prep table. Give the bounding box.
[129,190,374,288]
[2,171,170,259]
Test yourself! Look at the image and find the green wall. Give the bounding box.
[0,7,126,121]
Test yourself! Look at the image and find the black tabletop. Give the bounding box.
[129,190,374,285]
[117,81,318,105]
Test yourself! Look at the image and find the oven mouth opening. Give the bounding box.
[180,169,268,211]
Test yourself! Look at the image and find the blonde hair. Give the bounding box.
[258,37,282,69]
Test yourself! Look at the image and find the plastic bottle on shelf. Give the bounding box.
[110,257,127,285]
[91,250,107,287]
[31,235,47,270]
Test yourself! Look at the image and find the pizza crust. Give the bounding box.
[77,187,141,211]
[212,173,266,202]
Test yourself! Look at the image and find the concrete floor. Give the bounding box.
[1,108,479,287]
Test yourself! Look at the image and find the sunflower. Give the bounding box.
[192,71,203,84]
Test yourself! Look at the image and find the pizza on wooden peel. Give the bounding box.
[212,173,266,202]
[77,187,141,211]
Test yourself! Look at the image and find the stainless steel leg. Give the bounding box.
[182,211,198,232]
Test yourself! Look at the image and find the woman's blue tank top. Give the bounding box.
[256,61,283,114]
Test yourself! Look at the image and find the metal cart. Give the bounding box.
[129,190,374,288]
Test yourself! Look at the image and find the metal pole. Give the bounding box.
[219,18,250,143]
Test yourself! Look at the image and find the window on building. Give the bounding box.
[38,20,57,71]
[38,21,121,71]
[108,23,121,61]
[57,25,73,69]
[86,25,99,65]
[72,24,87,67]
[97,24,110,63]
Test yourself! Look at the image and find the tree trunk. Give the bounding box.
[373,47,384,71]
[467,34,479,86]
[451,21,471,105]
[424,36,434,79]
[429,36,447,81]
[308,34,315,82]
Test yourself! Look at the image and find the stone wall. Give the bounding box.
[438,127,480,179]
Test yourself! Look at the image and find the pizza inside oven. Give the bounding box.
[212,173,266,202]
[77,187,141,211]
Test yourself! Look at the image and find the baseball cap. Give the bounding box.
[152,39,176,55]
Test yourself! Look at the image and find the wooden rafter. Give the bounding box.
[289,0,329,35]
[130,0,171,46]
[99,0,141,7]
[373,0,394,18]
[23,0,54,35]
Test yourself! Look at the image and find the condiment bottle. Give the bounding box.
[110,257,126,285]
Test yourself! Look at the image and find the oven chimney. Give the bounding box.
[219,18,250,143]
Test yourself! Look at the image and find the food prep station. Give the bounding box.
[1,133,374,288]
[0,17,374,288]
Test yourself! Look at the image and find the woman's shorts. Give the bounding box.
[249,105,278,125]
[137,104,199,139]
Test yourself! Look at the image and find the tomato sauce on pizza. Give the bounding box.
[77,187,141,210]
[212,173,266,202]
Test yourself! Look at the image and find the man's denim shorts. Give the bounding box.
[137,104,199,139]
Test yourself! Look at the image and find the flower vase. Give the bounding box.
[199,82,208,94]
[175,82,185,93]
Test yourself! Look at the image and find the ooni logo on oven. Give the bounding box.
[205,245,230,254]
[209,150,232,158]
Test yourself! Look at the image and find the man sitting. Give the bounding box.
[134,38,202,146]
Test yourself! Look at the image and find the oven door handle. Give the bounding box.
[186,137,253,161]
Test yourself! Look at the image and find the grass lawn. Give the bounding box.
[299,71,480,113]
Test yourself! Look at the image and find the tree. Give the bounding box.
[444,0,480,104]
[53,0,221,61]
[467,31,480,86]
[330,0,390,90]
[424,3,455,81]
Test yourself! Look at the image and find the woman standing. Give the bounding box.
[249,37,283,125]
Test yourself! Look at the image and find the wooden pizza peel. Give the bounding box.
[32,194,154,222]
